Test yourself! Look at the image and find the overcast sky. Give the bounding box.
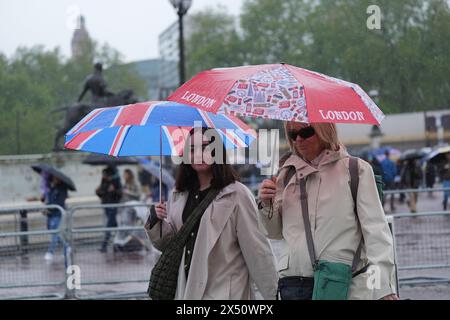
[0,0,244,62]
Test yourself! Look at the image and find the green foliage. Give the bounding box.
[186,0,450,114]
[0,42,147,155]
[185,6,247,79]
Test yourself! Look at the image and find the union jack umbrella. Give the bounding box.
[64,101,256,157]
[168,63,385,125]
[64,101,257,205]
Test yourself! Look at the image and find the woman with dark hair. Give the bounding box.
[145,128,277,300]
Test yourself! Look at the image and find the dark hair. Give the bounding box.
[94,62,103,71]
[175,128,240,192]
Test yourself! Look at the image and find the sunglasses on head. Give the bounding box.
[287,126,316,140]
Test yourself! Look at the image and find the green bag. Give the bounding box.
[312,261,353,300]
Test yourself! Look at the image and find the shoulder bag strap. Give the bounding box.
[299,178,318,270]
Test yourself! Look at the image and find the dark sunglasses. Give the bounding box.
[287,126,316,140]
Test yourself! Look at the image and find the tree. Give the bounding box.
[185,6,246,79]
[185,0,450,114]
[0,42,147,155]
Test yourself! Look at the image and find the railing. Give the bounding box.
[66,203,157,300]
[0,205,69,300]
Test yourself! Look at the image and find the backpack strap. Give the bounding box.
[298,157,365,274]
[299,178,319,271]
[283,166,297,189]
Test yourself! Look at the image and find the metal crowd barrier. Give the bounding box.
[66,202,157,300]
[1,186,450,299]
[390,211,450,287]
[384,187,450,195]
[0,205,68,300]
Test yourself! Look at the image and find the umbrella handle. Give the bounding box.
[160,126,163,238]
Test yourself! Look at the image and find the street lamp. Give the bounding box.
[368,89,383,149]
[169,0,192,86]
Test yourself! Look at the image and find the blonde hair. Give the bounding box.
[284,122,343,152]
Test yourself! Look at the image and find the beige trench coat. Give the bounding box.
[258,148,397,300]
[146,181,278,300]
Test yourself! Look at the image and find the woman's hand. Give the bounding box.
[155,202,167,220]
[258,176,277,207]
[381,294,399,300]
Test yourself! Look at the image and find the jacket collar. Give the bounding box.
[172,181,237,201]
[281,147,349,175]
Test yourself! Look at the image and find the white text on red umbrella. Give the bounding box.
[181,91,216,109]
[319,110,365,121]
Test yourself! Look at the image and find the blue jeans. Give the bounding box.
[47,215,67,254]
[102,207,118,248]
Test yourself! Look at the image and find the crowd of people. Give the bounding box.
[37,162,171,258]
[364,150,449,213]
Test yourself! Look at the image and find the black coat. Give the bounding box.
[96,177,122,204]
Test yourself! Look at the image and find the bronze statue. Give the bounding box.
[52,63,139,151]
[78,63,113,104]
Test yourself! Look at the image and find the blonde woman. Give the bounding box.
[258,122,398,300]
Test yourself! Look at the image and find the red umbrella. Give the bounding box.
[168,63,384,125]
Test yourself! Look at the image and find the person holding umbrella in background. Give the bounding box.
[96,165,123,252]
[42,175,69,261]
[440,153,450,211]
[400,159,423,213]
[31,164,75,262]
[380,150,397,212]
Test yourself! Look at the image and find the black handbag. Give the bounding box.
[278,276,314,300]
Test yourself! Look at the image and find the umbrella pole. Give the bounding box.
[159,126,163,238]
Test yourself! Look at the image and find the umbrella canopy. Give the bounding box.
[167,63,384,125]
[64,101,256,157]
[399,149,427,162]
[425,145,450,164]
[31,163,76,191]
[138,158,175,190]
[83,153,138,166]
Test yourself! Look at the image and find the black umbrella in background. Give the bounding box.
[31,163,76,191]
[82,153,138,166]
[399,149,427,162]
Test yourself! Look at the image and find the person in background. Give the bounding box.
[367,153,383,176]
[44,175,69,261]
[440,154,450,211]
[400,159,423,213]
[122,169,140,202]
[137,164,152,200]
[150,175,169,203]
[396,160,406,204]
[425,162,436,198]
[380,150,397,212]
[96,166,122,252]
